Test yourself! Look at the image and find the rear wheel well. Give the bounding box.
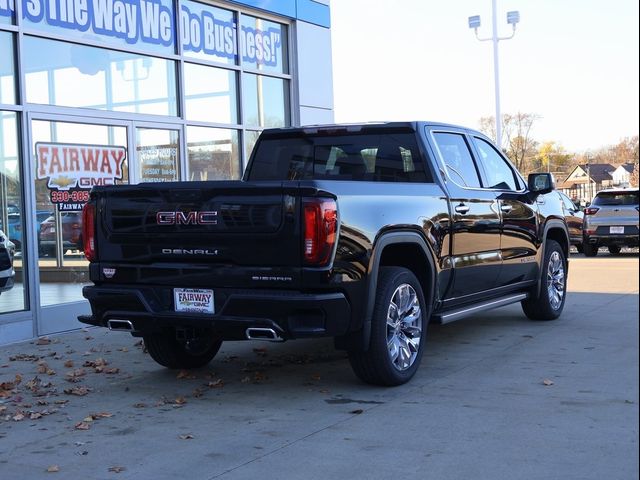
[545,227,569,259]
[379,243,433,305]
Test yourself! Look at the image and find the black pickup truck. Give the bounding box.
[79,122,569,386]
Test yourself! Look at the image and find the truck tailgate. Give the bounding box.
[93,181,300,269]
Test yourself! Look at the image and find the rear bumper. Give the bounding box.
[80,285,351,340]
[584,234,639,247]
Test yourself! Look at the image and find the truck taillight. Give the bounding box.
[303,198,337,266]
[82,202,96,262]
[584,207,600,215]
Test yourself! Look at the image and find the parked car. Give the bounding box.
[5,210,52,252]
[0,229,15,294]
[583,188,639,256]
[557,191,584,252]
[38,212,83,257]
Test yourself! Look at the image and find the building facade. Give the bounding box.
[0,0,334,344]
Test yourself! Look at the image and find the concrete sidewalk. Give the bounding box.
[1,253,638,479]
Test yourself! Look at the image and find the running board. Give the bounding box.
[432,293,529,325]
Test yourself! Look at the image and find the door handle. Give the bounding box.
[500,204,513,213]
[455,204,470,214]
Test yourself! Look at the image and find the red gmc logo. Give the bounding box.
[156,211,218,225]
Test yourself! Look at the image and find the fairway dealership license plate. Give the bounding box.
[174,288,215,314]
[610,226,625,234]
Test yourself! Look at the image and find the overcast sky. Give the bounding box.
[330,0,639,153]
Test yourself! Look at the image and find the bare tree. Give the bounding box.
[479,112,539,171]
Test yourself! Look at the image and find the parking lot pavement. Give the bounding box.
[1,253,638,480]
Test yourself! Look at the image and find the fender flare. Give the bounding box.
[359,231,437,351]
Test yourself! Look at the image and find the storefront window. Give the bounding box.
[0,111,25,314]
[31,119,129,307]
[187,126,240,181]
[0,31,16,104]
[21,0,175,54]
[23,36,178,116]
[242,74,288,128]
[184,63,238,123]
[244,130,261,163]
[182,0,237,65]
[0,0,15,24]
[240,15,288,74]
[136,128,180,182]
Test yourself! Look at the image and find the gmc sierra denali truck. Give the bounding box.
[79,122,570,386]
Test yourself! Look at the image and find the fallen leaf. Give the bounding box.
[240,376,251,383]
[311,373,321,381]
[13,412,25,421]
[176,370,196,380]
[64,386,91,396]
[83,416,95,423]
[37,362,49,374]
[349,409,364,415]
[92,412,113,419]
[133,403,147,408]
[207,379,224,388]
[108,466,126,473]
[174,396,187,405]
[36,337,52,345]
[542,379,554,386]
[179,434,194,440]
[30,412,44,420]
[104,368,120,375]
[46,465,60,472]
[74,421,91,430]
[118,347,128,352]
[64,360,74,368]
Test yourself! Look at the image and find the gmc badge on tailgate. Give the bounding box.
[156,211,218,225]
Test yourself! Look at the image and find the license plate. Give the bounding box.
[610,226,625,234]
[174,288,214,314]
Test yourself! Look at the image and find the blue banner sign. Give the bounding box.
[0,0,283,67]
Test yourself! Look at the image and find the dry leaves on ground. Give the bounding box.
[46,465,60,472]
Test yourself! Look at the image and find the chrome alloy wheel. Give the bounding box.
[547,251,565,310]
[386,283,422,371]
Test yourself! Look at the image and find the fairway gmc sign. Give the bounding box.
[35,142,126,211]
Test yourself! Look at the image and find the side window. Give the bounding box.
[559,193,577,211]
[473,137,519,190]
[433,132,481,188]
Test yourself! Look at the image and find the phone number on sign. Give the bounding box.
[51,190,90,203]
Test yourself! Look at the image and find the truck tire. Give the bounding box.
[348,267,427,386]
[144,329,222,369]
[521,240,567,321]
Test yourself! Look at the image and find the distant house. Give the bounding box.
[558,164,615,204]
[611,163,636,187]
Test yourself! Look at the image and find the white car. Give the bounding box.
[0,229,15,294]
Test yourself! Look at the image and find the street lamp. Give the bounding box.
[468,1,520,150]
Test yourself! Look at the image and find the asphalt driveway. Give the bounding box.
[1,252,638,479]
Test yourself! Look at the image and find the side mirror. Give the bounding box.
[527,173,555,195]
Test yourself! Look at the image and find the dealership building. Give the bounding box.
[0,0,334,344]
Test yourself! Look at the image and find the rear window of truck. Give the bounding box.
[246,131,432,183]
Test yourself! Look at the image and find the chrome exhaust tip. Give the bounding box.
[107,319,134,332]
[245,327,284,342]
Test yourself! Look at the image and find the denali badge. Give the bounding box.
[162,248,219,256]
[156,211,218,225]
[102,268,116,278]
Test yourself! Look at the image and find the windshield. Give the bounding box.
[592,191,639,206]
[246,131,432,183]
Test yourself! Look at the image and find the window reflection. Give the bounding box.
[182,0,238,65]
[240,15,288,74]
[187,127,240,180]
[23,36,177,116]
[184,63,238,123]
[0,111,26,313]
[242,74,288,128]
[137,128,180,182]
[0,32,16,104]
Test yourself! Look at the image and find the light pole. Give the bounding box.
[468,1,520,150]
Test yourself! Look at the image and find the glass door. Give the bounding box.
[29,115,129,335]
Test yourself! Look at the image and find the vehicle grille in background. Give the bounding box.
[0,249,11,270]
